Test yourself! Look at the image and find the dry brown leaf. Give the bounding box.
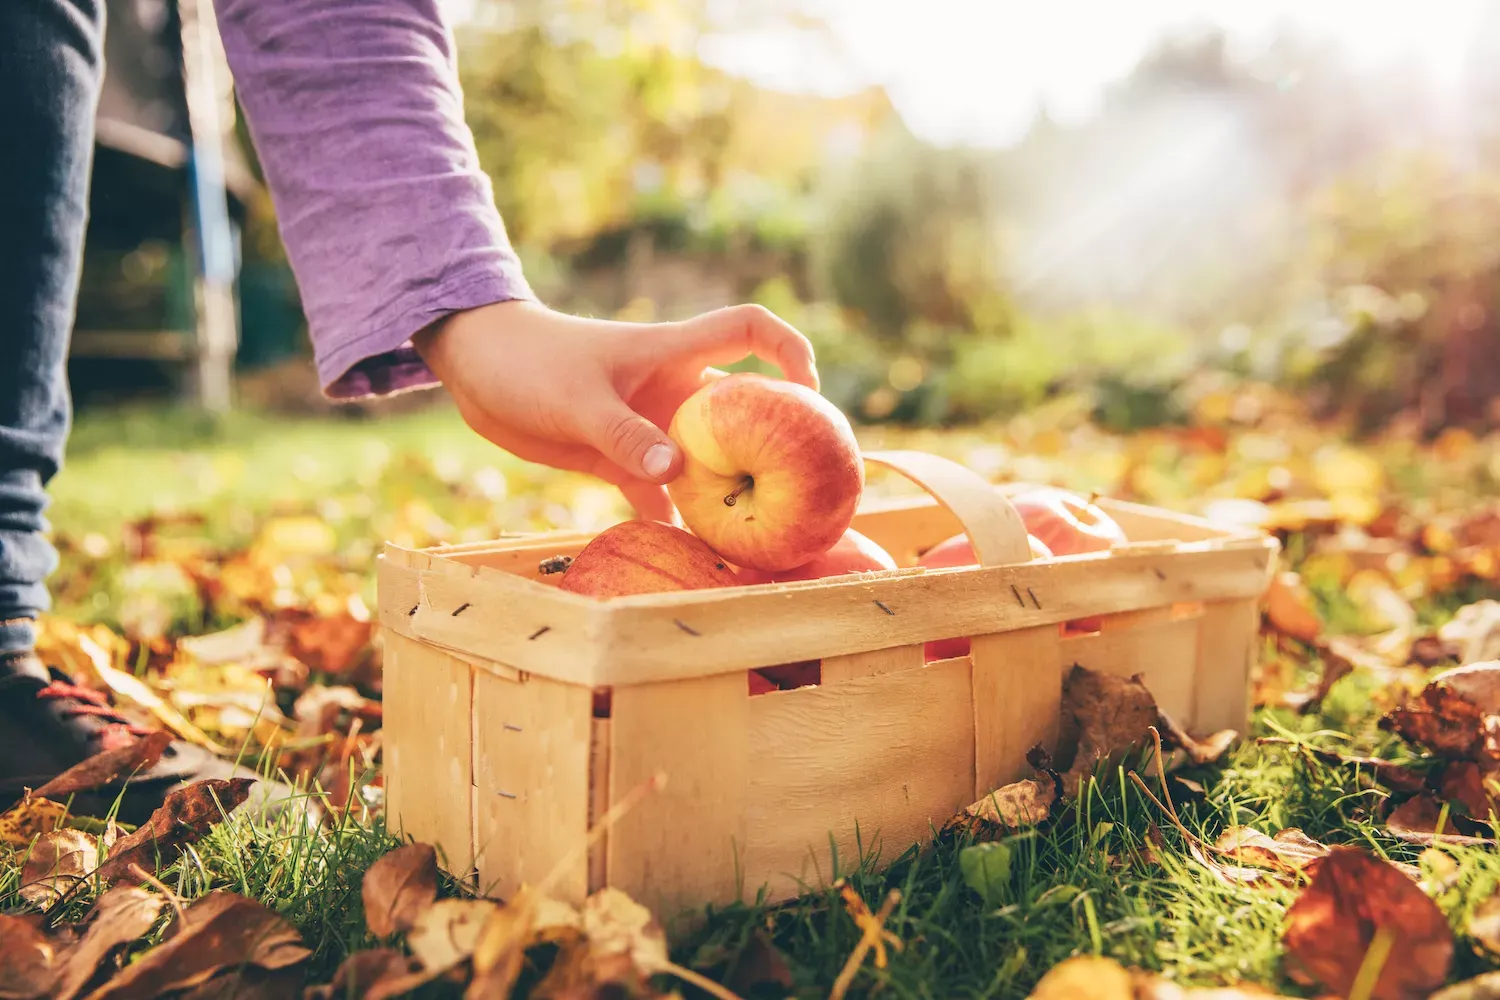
[466,892,539,1000]
[302,949,424,1000]
[1156,710,1238,765]
[1431,971,1500,1000]
[1435,661,1500,714]
[94,778,255,885]
[1056,666,1160,795]
[1438,761,1497,822]
[1282,846,1453,1000]
[1212,827,1329,875]
[20,829,99,908]
[579,888,668,978]
[32,732,173,802]
[1387,793,1496,846]
[0,913,63,1000]
[0,797,68,848]
[1438,602,1500,665]
[1265,572,1322,643]
[81,890,310,1000]
[1471,893,1500,958]
[1382,668,1500,765]
[362,843,438,938]
[1026,955,1134,999]
[406,898,498,974]
[960,778,1056,830]
[173,968,305,1000]
[54,887,165,1000]
[280,609,374,677]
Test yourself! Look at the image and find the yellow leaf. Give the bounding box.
[1027,956,1134,999]
[0,798,68,848]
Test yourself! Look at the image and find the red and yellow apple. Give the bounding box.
[1009,487,1126,556]
[737,528,897,585]
[558,519,739,598]
[667,373,864,573]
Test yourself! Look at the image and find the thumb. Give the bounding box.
[580,395,682,485]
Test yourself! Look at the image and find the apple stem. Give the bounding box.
[723,476,754,507]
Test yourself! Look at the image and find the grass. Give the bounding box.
[8,396,1500,997]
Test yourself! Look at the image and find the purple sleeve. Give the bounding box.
[213,0,535,399]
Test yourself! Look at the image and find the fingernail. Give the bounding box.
[643,443,674,479]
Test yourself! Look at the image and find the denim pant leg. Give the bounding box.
[0,0,105,655]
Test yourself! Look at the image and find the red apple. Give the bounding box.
[737,529,897,584]
[558,520,739,598]
[748,670,778,696]
[756,661,821,690]
[667,373,864,572]
[916,532,1052,662]
[1009,487,1126,556]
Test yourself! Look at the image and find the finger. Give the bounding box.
[616,479,679,524]
[650,304,819,391]
[576,390,683,485]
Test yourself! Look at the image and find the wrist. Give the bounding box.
[412,298,545,371]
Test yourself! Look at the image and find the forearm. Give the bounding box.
[213,0,534,398]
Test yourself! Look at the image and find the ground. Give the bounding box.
[5,387,1500,999]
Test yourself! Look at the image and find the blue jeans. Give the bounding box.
[0,0,105,655]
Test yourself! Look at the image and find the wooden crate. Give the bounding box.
[377,450,1278,919]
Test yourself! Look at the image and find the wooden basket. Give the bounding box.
[376,450,1278,919]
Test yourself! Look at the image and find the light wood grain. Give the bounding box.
[1193,598,1262,733]
[608,673,750,918]
[821,643,925,683]
[472,672,593,905]
[381,632,476,877]
[741,659,975,903]
[971,625,1063,794]
[864,450,1034,566]
[1059,618,1201,724]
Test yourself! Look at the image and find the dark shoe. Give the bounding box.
[0,652,310,826]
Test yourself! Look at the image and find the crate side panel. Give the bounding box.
[741,658,975,904]
[1059,618,1200,724]
[821,643,924,684]
[382,632,475,877]
[608,673,749,917]
[971,625,1063,796]
[472,671,593,905]
[1193,598,1261,734]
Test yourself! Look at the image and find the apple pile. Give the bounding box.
[547,372,1130,710]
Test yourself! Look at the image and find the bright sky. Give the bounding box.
[696,0,1491,147]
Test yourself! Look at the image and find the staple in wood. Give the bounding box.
[451,602,471,616]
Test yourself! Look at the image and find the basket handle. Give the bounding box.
[862,450,1035,567]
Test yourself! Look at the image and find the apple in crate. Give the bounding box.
[557,519,739,597]
[1010,487,1126,556]
[736,528,897,584]
[916,533,1052,662]
[668,373,864,573]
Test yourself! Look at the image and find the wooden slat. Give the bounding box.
[1095,497,1256,544]
[821,643,924,683]
[381,633,475,878]
[472,672,593,905]
[608,673,749,917]
[1192,598,1262,733]
[403,540,1276,687]
[1060,618,1201,724]
[589,718,611,892]
[741,659,975,904]
[971,625,1063,795]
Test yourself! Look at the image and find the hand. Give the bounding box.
[411,299,819,522]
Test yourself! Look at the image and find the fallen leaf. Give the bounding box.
[362,843,438,938]
[467,890,541,1000]
[955,777,1056,833]
[20,829,99,908]
[1056,666,1160,795]
[1156,710,1238,765]
[0,797,68,848]
[280,609,374,677]
[54,887,165,1000]
[578,887,668,981]
[1471,893,1500,958]
[0,913,62,999]
[1212,827,1329,875]
[1265,572,1322,643]
[1438,761,1496,822]
[94,778,255,884]
[1435,660,1500,714]
[173,968,305,1000]
[1282,846,1453,1000]
[1026,955,1134,999]
[1387,794,1495,846]
[1438,602,1500,665]
[1431,971,1500,1000]
[32,732,173,801]
[406,898,498,974]
[724,931,794,996]
[303,950,424,1000]
[82,891,310,999]
[1382,669,1500,765]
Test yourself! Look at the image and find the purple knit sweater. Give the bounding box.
[215,0,535,399]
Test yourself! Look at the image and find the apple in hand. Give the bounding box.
[667,373,864,573]
[1010,487,1126,556]
[558,519,739,598]
[916,532,1051,661]
[737,529,897,584]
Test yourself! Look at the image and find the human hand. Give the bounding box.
[411,299,819,522]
